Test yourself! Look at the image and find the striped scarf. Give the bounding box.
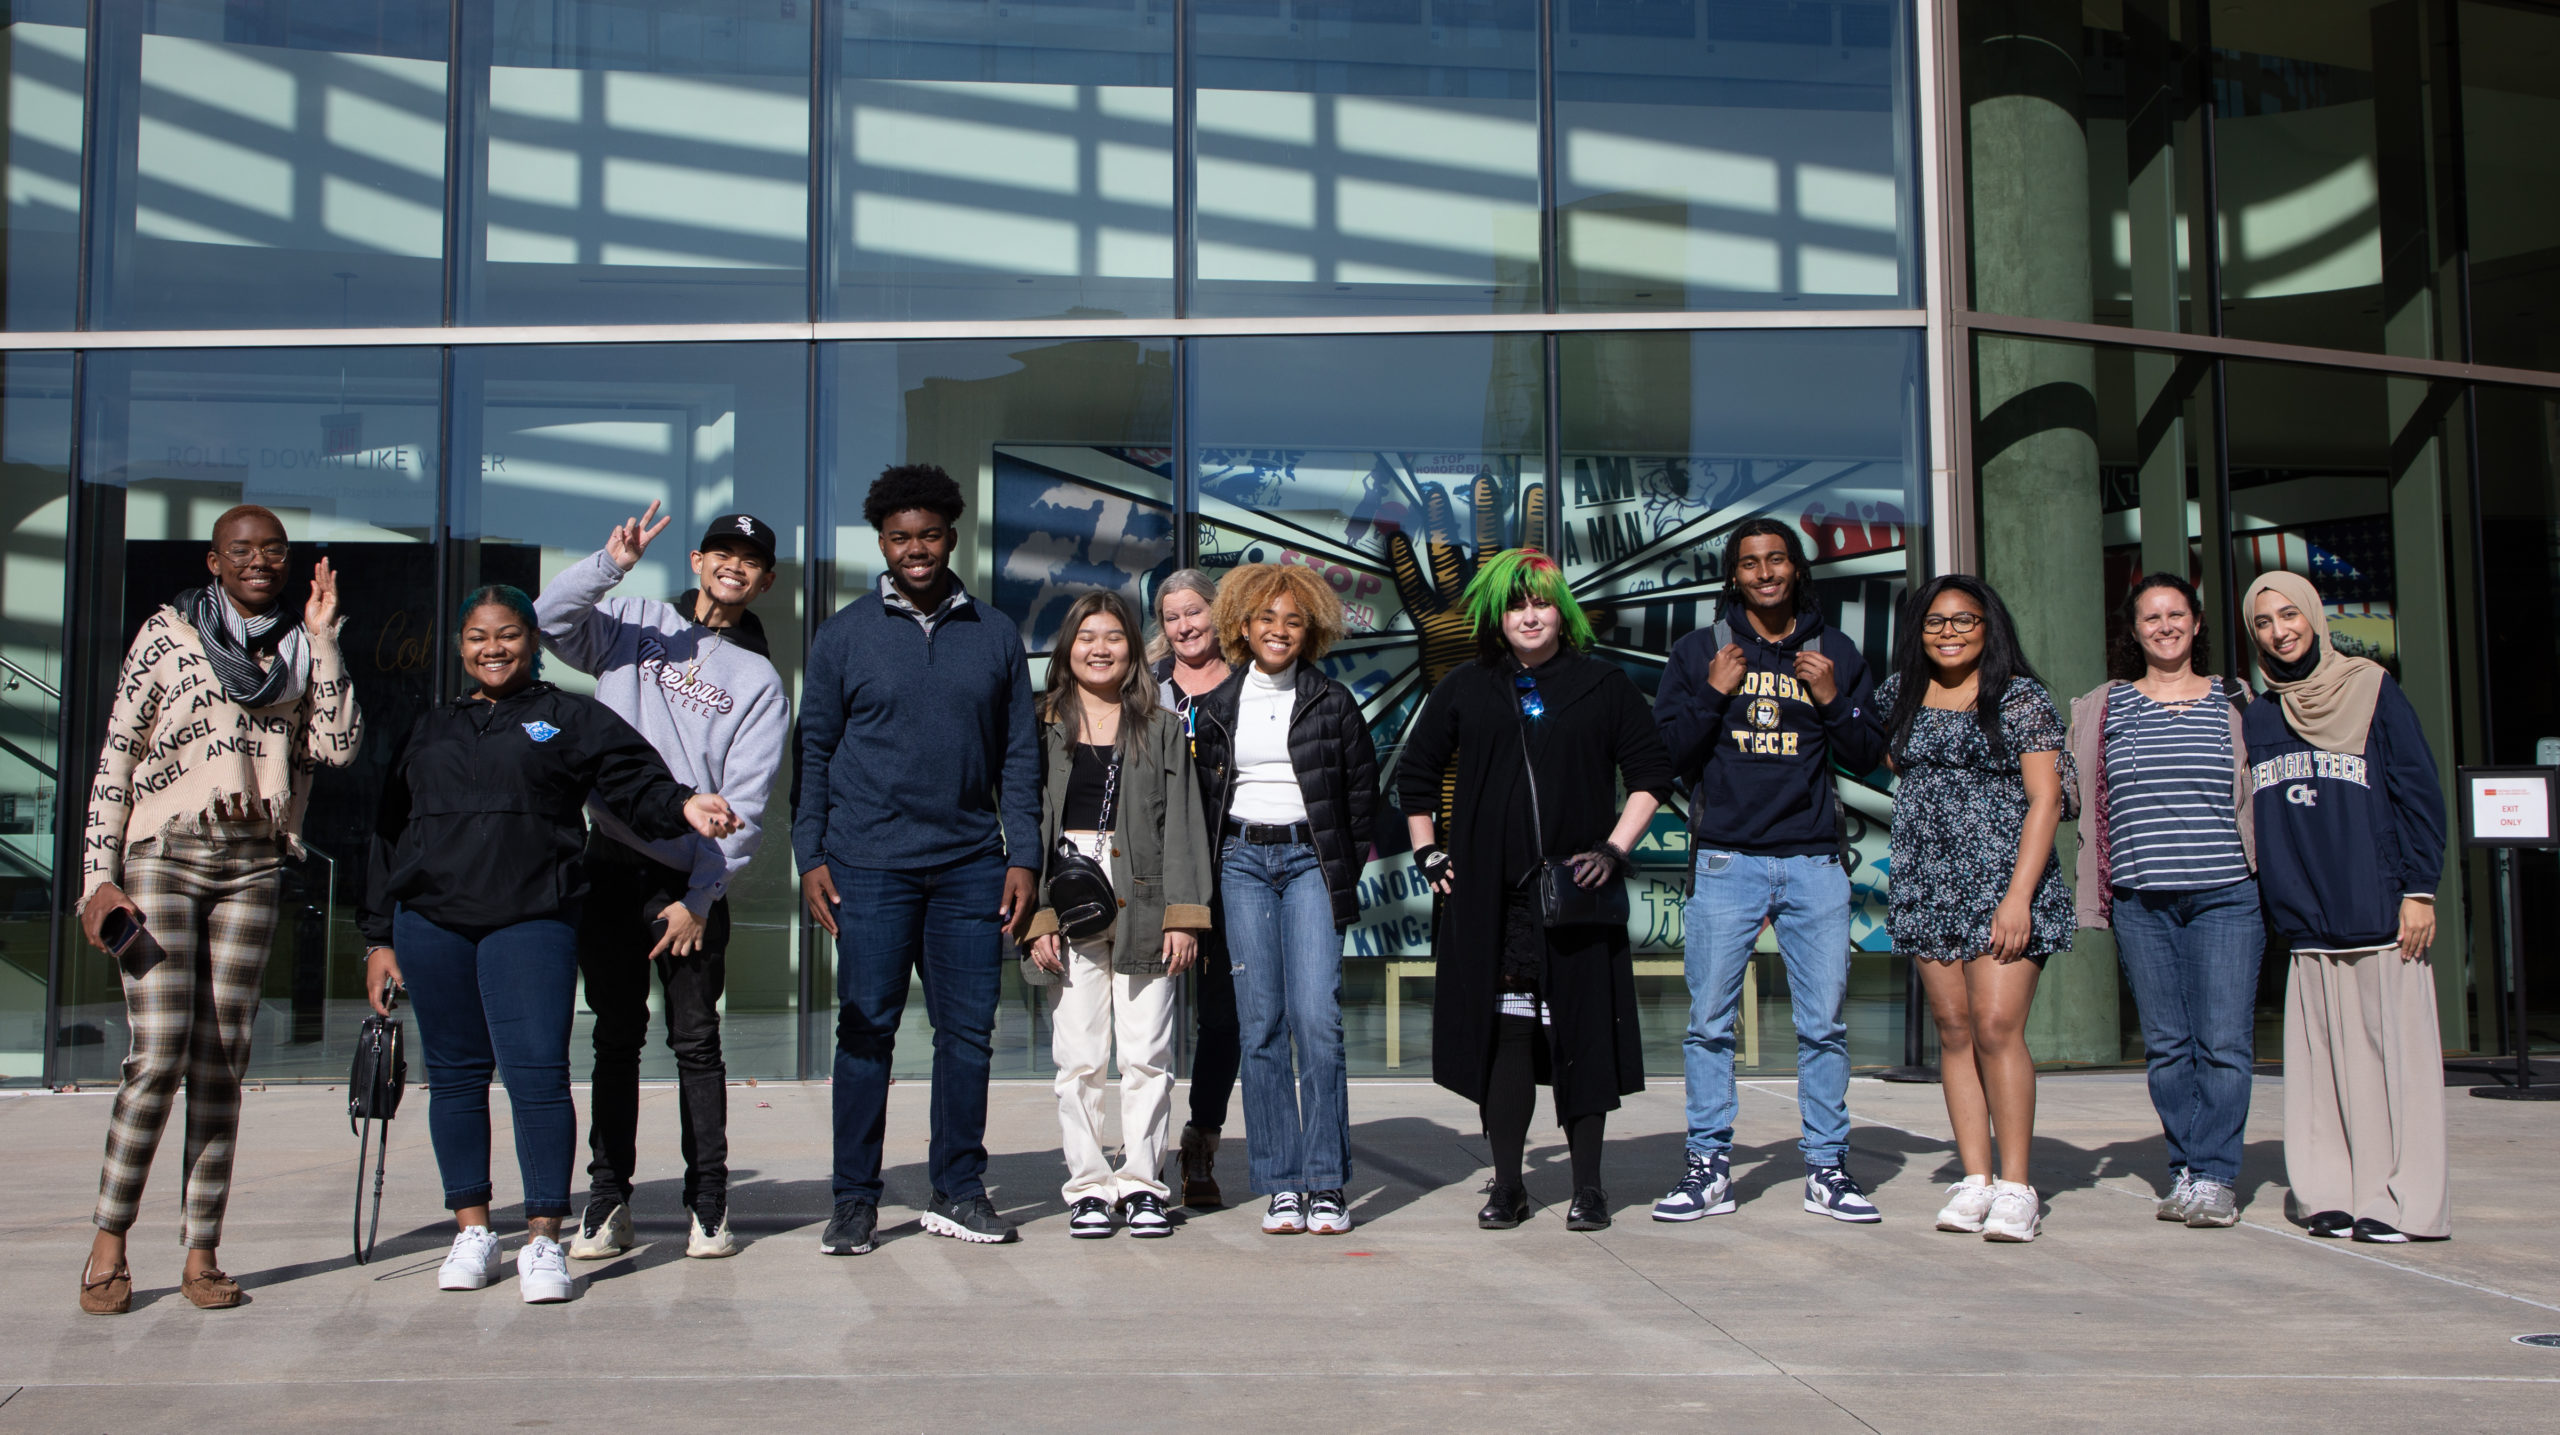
[177,582,309,710]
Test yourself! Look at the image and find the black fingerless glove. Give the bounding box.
[1579,843,1630,878]
[1415,844,1454,885]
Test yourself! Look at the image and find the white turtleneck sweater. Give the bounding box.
[1227,661,1307,823]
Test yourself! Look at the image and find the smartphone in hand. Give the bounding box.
[100,906,142,957]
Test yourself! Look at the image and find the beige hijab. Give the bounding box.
[2242,570,2388,756]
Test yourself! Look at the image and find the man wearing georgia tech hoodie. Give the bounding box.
[1650,518,1888,1227]
[535,503,791,1263]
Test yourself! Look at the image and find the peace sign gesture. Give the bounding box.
[606,500,674,572]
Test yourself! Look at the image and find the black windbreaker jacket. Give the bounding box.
[360,682,695,944]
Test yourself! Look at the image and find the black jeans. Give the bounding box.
[1187,925,1240,1132]
[579,834,730,1211]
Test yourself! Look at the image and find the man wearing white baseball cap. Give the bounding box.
[535,504,791,1261]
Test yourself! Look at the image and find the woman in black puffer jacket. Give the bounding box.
[1186,563,1378,1237]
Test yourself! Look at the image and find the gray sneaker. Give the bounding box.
[2184,1178,2239,1228]
[2155,1170,2196,1223]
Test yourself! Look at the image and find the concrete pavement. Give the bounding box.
[3,1071,2556,1433]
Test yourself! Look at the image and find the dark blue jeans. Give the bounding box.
[828,854,1009,1206]
[2111,879,2265,1185]
[395,908,580,1220]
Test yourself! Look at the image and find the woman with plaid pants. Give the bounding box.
[75,506,362,1314]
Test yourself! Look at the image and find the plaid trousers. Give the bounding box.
[93,825,285,1249]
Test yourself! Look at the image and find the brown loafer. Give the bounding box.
[80,1260,131,1315]
[1178,1124,1222,1210]
[181,1267,243,1309]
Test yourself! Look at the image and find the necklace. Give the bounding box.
[684,628,723,684]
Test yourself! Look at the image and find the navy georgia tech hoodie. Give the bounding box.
[1655,602,1887,859]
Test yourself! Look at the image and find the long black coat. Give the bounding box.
[1396,654,1674,1118]
[1190,662,1381,929]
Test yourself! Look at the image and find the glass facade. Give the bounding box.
[8,0,2550,1083]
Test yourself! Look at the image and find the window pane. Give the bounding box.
[466,0,812,324]
[63,347,441,1083]
[824,336,1172,1075]
[1566,0,1918,310]
[1193,0,1541,316]
[454,343,809,1076]
[1960,0,2204,331]
[0,353,68,1082]
[2460,1,2560,371]
[1562,328,1920,1070]
[2473,382,2560,1054]
[1190,333,1543,1071]
[2,8,83,330]
[830,0,1175,321]
[90,1,450,330]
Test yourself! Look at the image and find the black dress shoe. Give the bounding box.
[2304,1209,2353,1238]
[2351,1217,2410,1244]
[1566,1187,1611,1231]
[1478,1183,1530,1229]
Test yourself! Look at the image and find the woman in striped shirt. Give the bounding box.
[2065,573,2260,1230]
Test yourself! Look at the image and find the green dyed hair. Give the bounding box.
[1461,547,1594,658]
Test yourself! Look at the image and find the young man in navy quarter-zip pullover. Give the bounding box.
[795,465,1041,1254]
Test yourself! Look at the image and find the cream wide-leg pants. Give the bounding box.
[2282,946,2450,1238]
[1052,933,1179,1204]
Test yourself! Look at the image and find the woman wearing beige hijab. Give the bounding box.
[2241,571,2448,1243]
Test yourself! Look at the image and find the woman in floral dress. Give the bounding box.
[1877,575,2073,1243]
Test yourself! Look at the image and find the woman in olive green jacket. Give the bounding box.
[1022,591,1214,1238]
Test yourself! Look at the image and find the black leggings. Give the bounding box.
[1482,1012,1605,1192]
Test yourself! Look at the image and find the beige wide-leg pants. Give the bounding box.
[2283,946,2450,1237]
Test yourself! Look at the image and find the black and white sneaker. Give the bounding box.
[2303,1209,2353,1238]
[567,1197,631,1260]
[1803,1164,1882,1223]
[1652,1151,1734,1222]
[1306,1189,1354,1235]
[1068,1196,1116,1239]
[2351,1217,2409,1244]
[819,1199,878,1255]
[686,1197,739,1258]
[924,1192,1019,1244]
[1121,1192,1173,1238]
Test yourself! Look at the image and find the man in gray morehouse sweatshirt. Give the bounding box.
[535,505,791,1263]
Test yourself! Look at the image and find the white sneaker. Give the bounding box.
[686,1201,738,1259]
[1306,1190,1354,1235]
[1982,1181,2041,1243]
[1261,1192,1307,1234]
[437,1226,503,1291]
[1935,1175,1996,1233]
[568,1199,633,1260]
[2155,1169,2196,1222]
[518,1235,573,1303]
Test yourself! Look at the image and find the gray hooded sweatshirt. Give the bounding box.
[536,548,791,915]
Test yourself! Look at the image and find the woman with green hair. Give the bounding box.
[1397,548,1674,1231]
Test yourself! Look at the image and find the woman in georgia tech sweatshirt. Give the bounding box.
[2242,570,2449,1245]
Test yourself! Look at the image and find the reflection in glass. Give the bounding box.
[454,342,808,1076]
[62,347,441,1083]
[2460,1,2560,371]
[1563,0,1916,309]
[1,9,82,330]
[89,0,450,330]
[466,0,811,324]
[831,0,1174,321]
[0,353,68,1081]
[823,337,1172,1074]
[1192,0,1540,316]
[2472,383,2560,1052]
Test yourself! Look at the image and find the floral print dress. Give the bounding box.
[1877,674,2076,964]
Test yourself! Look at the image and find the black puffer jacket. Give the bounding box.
[1190,662,1380,929]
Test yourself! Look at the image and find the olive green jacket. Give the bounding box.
[1020,706,1214,976]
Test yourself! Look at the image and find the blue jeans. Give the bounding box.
[1220,839,1350,1195]
[1682,851,1853,1167]
[828,854,1008,1205]
[2111,879,2265,1185]
[395,909,580,1220]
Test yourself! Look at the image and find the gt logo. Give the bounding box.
[2285,783,2317,807]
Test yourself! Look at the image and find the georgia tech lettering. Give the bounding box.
[2249,749,2370,794]
[1728,668,1810,756]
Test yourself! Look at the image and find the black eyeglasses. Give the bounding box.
[1920,612,1984,635]
[1514,669,1545,720]
[217,542,290,564]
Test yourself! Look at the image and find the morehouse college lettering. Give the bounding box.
[635,635,737,717]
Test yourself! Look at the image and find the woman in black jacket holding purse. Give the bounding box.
[361,586,739,1304]
[1399,550,1672,1231]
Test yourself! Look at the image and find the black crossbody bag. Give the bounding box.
[1514,698,1630,930]
[347,984,408,1264]
[1043,746,1122,940]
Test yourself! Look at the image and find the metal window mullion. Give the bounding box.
[1537,0,1559,316]
[44,349,89,1086]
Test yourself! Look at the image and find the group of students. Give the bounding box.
[70,469,2451,1314]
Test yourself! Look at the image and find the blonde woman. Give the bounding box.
[1022,590,1214,1238]
[1188,564,1379,1236]
[1147,569,1240,1206]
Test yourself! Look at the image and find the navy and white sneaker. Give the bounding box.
[1651,1151,1735,1222]
[1803,1164,1882,1223]
[1121,1192,1174,1238]
[1068,1196,1116,1239]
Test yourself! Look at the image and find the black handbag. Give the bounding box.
[347,986,408,1265]
[1043,746,1121,941]
[1515,693,1630,930]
